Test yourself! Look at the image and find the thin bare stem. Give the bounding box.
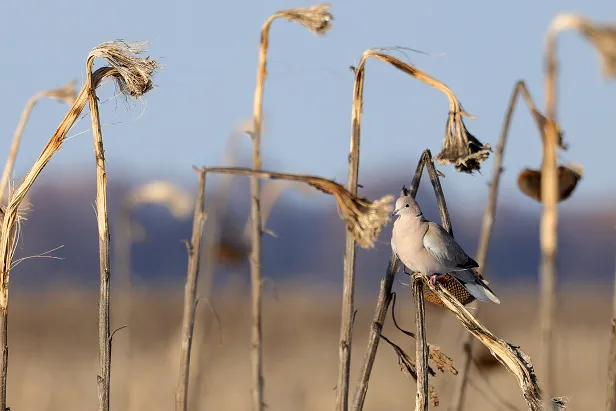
[540,19,565,402]
[351,254,398,411]
[175,170,207,411]
[351,156,426,411]
[86,58,114,411]
[189,121,253,410]
[86,40,158,411]
[251,7,332,409]
[0,80,76,203]
[450,80,548,411]
[608,253,616,411]
[412,274,429,411]
[116,181,192,409]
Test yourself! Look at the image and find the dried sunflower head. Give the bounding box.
[517,164,583,203]
[581,24,616,78]
[435,111,491,174]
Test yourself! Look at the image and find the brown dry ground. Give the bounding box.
[5,281,611,410]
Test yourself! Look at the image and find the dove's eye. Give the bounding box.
[405,204,410,208]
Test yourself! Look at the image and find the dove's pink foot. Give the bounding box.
[428,274,438,287]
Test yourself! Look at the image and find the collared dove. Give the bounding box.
[391,186,500,304]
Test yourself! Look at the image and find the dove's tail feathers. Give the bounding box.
[461,281,501,304]
[450,270,500,304]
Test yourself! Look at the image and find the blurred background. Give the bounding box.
[1,0,616,410]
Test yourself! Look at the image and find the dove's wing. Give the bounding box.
[423,222,478,270]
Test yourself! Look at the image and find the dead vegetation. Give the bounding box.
[3,7,616,411]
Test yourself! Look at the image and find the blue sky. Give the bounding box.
[0,0,614,212]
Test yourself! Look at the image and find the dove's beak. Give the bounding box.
[391,208,399,217]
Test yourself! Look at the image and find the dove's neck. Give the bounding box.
[396,213,426,229]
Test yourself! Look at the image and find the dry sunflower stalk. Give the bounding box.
[199,167,393,248]
[350,49,491,174]
[86,40,160,411]
[0,40,159,411]
[0,80,77,204]
[549,14,616,78]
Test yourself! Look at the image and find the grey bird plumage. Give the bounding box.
[390,186,500,304]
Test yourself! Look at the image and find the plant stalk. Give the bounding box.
[175,170,208,411]
[88,68,112,411]
[540,26,561,401]
[413,275,429,411]
[449,80,542,411]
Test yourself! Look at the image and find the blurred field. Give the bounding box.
[5,282,612,410]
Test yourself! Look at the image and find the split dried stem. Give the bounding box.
[450,80,550,411]
[0,80,76,204]
[0,67,112,409]
[412,275,429,411]
[251,6,332,409]
[175,170,207,411]
[86,58,112,411]
[422,276,545,410]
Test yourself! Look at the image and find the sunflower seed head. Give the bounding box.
[581,25,616,78]
[88,40,160,98]
[281,4,333,36]
[436,113,491,174]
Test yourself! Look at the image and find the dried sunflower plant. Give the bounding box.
[0,40,158,411]
[0,80,77,204]
[340,47,491,411]
[85,41,159,411]
[450,78,581,411]
[196,166,393,250]
[541,14,616,403]
[248,5,333,410]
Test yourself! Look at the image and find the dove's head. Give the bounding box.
[392,186,423,217]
